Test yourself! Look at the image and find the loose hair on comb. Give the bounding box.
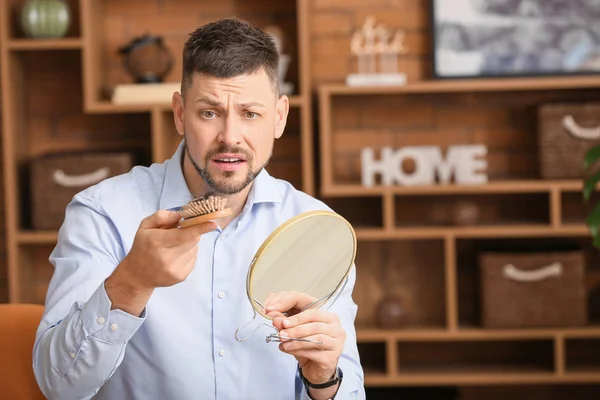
[175,195,232,228]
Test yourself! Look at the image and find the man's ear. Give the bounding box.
[172,91,185,137]
[274,95,289,139]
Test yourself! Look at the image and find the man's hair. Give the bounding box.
[181,18,279,97]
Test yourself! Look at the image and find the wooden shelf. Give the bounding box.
[355,224,589,240]
[364,372,600,386]
[323,180,589,197]
[86,95,305,115]
[358,327,600,341]
[16,231,58,244]
[6,38,83,51]
[322,75,600,96]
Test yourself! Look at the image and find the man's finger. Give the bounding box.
[282,309,336,329]
[279,321,337,341]
[139,210,182,230]
[278,334,334,352]
[158,220,218,248]
[264,291,318,314]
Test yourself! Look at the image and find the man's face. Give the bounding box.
[173,68,288,195]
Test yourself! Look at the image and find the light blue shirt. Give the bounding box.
[33,140,365,400]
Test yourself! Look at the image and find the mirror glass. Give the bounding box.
[247,210,356,319]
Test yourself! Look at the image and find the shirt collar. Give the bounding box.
[159,140,284,212]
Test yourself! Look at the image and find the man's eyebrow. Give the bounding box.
[195,97,222,107]
[194,97,267,109]
[238,101,267,109]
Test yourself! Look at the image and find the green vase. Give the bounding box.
[21,0,71,39]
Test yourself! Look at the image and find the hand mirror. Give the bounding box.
[234,210,356,344]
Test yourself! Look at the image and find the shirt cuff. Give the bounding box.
[81,281,146,344]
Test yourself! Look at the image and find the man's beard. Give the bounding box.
[183,135,270,195]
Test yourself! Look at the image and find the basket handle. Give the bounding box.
[562,115,600,140]
[52,167,110,188]
[502,262,563,282]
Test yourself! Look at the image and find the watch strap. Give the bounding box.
[299,365,343,393]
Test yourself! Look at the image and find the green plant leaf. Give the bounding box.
[583,169,600,202]
[584,144,600,170]
[594,233,600,250]
[585,202,600,238]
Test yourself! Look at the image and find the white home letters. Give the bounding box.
[361,145,488,187]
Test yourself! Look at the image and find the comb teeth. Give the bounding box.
[177,195,227,219]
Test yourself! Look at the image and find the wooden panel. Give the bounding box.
[353,240,446,329]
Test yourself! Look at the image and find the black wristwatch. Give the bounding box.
[299,365,343,398]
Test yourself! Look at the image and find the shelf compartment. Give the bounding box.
[358,342,388,376]
[323,196,384,230]
[566,338,600,374]
[562,190,599,226]
[353,240,447,330]
[456,237,598,328]
[397,339,555,375]
[85,0,303,106]
[394,193,549,228]
[10,50,152,231]
[320,86,600,193]
[4,0,81,40]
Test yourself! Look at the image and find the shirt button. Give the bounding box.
[219,234,226,241]
[96,316,105,325]
[217,291,225,299]
[110,324,118,331]
[219,349,226,357]
[69,351,76,359]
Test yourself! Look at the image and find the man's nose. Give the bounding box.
[217,114,243,146]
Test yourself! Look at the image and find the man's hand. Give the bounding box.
[264,291,345,399]
[105,210,217,316]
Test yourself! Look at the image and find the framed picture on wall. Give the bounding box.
[431,0,600,79]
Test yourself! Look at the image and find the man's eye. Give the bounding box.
[200,111,216,119]
[245,112,259,119]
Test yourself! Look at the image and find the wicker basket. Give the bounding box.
[30,152,134,230]
[479,251,587,328]
[538,102,600,179]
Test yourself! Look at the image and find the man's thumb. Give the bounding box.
[140,210,181,229]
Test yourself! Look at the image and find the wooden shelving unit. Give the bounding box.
[318,77,600,389]
[0,0,314,304]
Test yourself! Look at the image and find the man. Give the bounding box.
[33,18,365,400]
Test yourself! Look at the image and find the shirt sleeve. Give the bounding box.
[298,264,366,400]
[33,195,146,400]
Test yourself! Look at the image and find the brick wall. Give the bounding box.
[309,0,431,88]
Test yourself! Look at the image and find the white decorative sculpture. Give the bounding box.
[264,25,294,95]
[347,16,408,86]
[361,145,488,187]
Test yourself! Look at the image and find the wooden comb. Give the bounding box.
[172,195,232,228]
